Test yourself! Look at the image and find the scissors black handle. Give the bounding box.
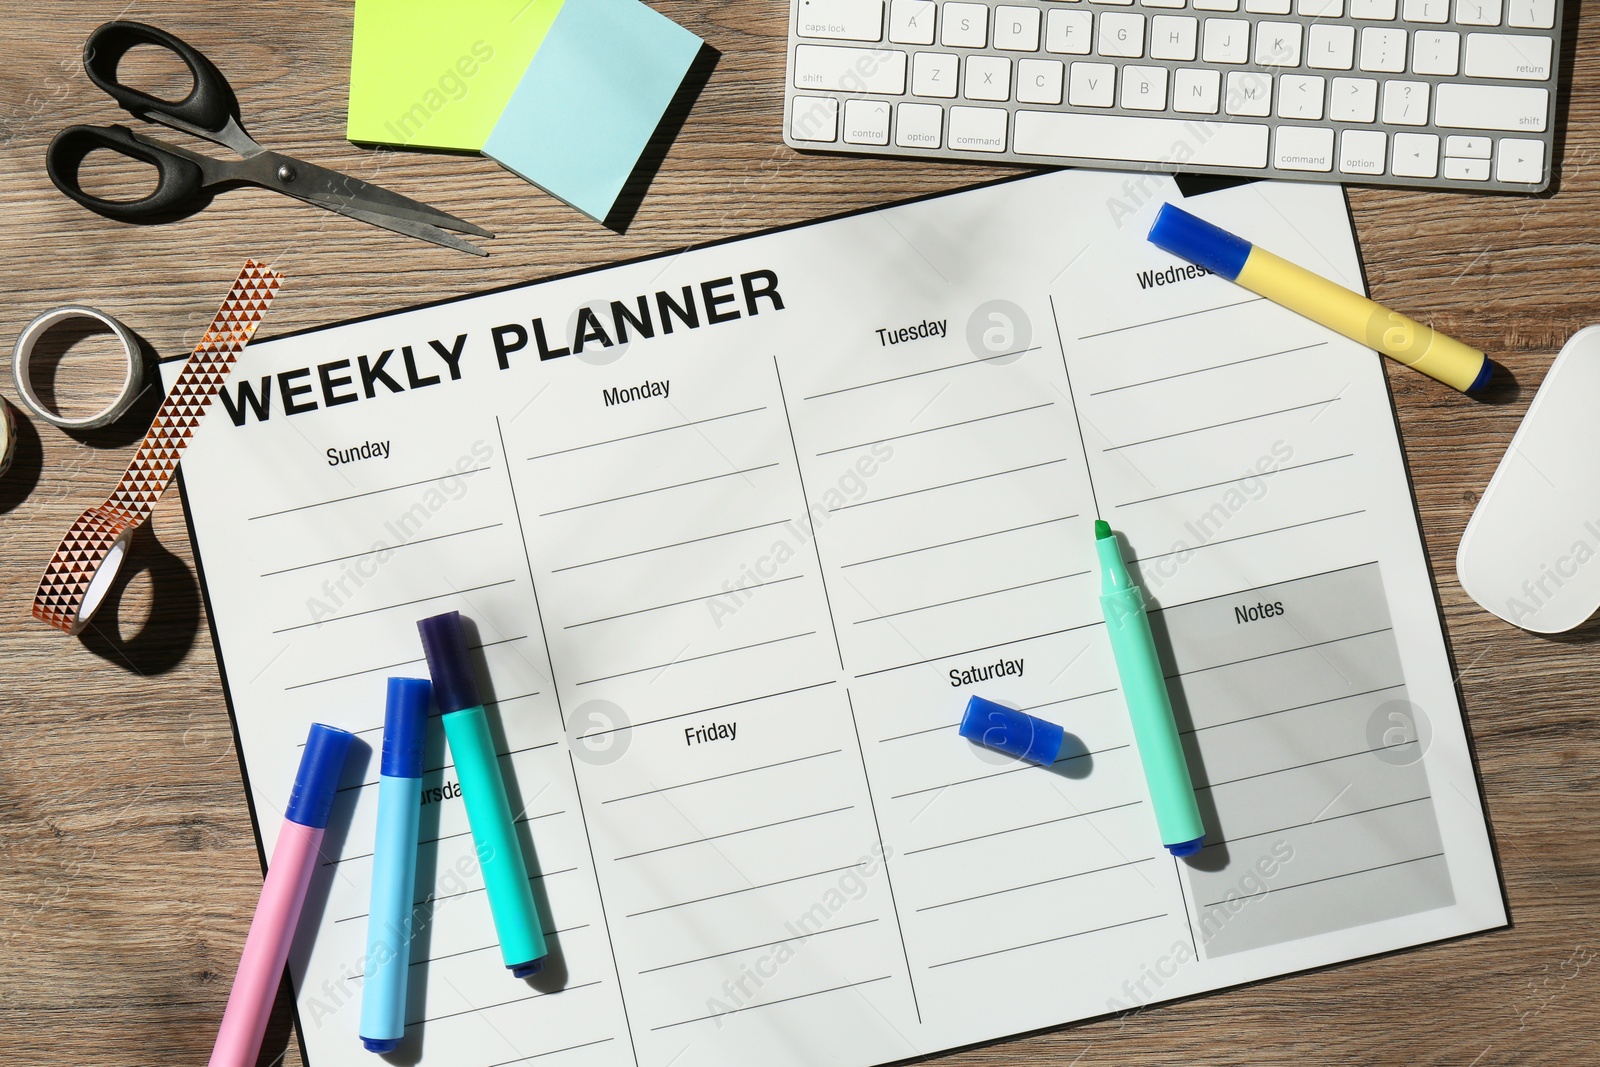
[82,21,236,136]
[45,124,205,221]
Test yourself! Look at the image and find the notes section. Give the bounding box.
[1158,563,1452,958]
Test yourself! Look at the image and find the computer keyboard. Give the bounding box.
[782,0,1562,191]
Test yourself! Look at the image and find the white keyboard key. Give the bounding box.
[896,101,944,147]
[1392,131,1439,176]
[1444,156,1491,179]
[1308,25,1356,69]
[1089,0,1135,5]
[965,54,1013,99]
[1435,82,1548,129]
[1275,125,1335,170]
[1121,64,1170,108]
[1446,134,1492,157]
[1226,70,1273,114]
[889,0,937,44]
[912,50,960,96]
[942,2,989,45]
[1330,76,1379,120]
[994,5,1043,48]
[1013,110,1270,165]
[1465,33,1553,80]
[1412,31,1460,75]
[1278,74,1326,118]
[790,96,840,140]
[1245,0,1291,11]
[1496,137,1545,182]
[1340,129,1388,173]
[1194,0,1240,9]
[1349,0,1397,16]
[1141,0,1188,8]
[1202,19,1250,62]
[1401,0,1449,21]
[843,98,892,143]
[1046,9,1094,53]
[1456,0,1502,24]
[1150,15,1198,59]
[1098,12,1146,57]
[1069,60,1117,105]
[1507,0,1555,28]
[1359,27,1407,71]
[1174,67,1222,111]
[948,105,1009,151]
[1255,21,1302,65]
[1381,79,1429,124]
[795,45,908,92]
[1018,58,1066,102]
[1297,0,1343,13]
[797,0,886,40]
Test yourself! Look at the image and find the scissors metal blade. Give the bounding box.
[332,202,489,257]
[237,149,494,239]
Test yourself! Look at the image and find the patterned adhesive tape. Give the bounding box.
[0,397,15,478]
[32,260,284,635]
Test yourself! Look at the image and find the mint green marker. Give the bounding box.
[1095,521,1206,857]
[418,611,548,976]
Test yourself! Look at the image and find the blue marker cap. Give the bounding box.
[1147,203,1253,281]
[285,723,355,829]
[512,959,545,978]
[381,678,431,779]
[959,696,1065,767]
[1468,357,1497,393]
[1169,836,1205,857]
[418,611,481,713]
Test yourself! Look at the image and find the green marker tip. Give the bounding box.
[1094,519,1112,540]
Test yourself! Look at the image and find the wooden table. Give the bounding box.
[1,2,1596,1065]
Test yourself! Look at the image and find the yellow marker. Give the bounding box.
[1148,203,1494,394]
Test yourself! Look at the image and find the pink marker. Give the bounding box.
[209,723,354,1067]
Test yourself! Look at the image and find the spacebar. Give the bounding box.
[1013,112,1270,169]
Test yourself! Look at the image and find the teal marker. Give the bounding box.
[1094,521,1206,857]
[418,611,548,977]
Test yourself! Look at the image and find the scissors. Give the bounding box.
[46,21,491,256]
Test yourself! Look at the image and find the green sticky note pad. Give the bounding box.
[347,0,565,151]
[481,0,703,221]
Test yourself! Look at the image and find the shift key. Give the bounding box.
[794,44,908,93]
[1434,83,1548,131]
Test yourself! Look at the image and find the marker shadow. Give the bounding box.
[1140,583,1230,874]
[1047,731,1094,780]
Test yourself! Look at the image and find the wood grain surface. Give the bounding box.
[1,2,1597,1065]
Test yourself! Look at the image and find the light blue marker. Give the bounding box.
[360,678,431,1054]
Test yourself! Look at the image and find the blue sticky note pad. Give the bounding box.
[482,0,702,222]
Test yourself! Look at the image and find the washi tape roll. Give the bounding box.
[0,397,15,478]
[32,260,284,635]
[12,305,145,430]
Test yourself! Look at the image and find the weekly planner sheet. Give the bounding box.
[172,171,1505,1067]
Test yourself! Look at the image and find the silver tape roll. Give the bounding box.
[12,305,144,430]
